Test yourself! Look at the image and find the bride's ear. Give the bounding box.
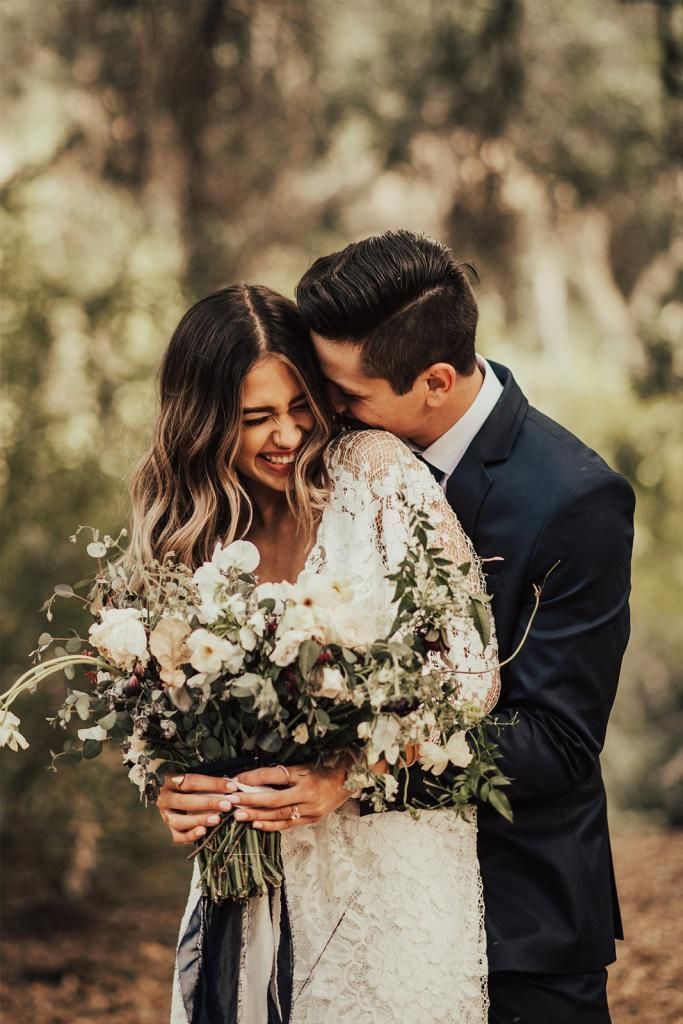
[422,363,457,407]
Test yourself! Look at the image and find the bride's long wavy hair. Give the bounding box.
[128,285,336,570]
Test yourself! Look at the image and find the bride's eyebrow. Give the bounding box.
[243,392,307,415]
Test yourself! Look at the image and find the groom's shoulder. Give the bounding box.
[515,403,634,506]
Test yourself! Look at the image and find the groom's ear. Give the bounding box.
[421,363,457,407]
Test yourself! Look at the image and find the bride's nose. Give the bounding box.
[272,415,302,450]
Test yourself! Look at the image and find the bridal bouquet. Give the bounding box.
[0,506,515,903]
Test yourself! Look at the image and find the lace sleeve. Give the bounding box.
[324,430,500,713]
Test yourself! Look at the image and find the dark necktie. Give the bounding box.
[416,454,445,486]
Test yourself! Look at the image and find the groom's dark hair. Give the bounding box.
[295,230,479,395]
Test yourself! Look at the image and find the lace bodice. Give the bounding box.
[309,429,500,712]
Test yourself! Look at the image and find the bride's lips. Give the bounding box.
[258,449,300,475]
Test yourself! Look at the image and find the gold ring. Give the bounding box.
[276,764,291,785]
[290,804,301,821]
[172,774,185,789]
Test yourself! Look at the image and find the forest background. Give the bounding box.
[1,1,681,1022]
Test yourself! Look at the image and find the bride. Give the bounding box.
[131,284,500,1023]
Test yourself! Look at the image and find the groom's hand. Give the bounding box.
[229,763,351,831]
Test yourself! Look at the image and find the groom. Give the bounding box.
[232,231,634,1022]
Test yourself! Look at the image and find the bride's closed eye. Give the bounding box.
[243,401,311,428]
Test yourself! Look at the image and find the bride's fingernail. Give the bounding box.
[219,800,232,811]
[196,827,206,837]
[207,815,220,825]
[172,775,185,786]
[234,810,248,821]
[225,780,238,792]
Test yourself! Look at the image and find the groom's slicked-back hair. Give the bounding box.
[296,230,479,394]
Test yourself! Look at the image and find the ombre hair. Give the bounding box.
[128,285,336,570]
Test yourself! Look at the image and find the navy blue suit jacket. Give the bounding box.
[389,362,635,974]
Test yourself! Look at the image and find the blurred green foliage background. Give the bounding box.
[1,0,681,910]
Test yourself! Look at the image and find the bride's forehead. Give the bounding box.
[241,357,301,401]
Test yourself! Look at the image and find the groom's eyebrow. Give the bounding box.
[326,378,364,398]
[243,393,306,414]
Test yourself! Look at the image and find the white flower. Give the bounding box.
[211,540,260,574]
[368,715,401,765]
[225,594,247,621]
[315,665,348,701]
[247,610,266,637]
[254,581,290,615]
[383,773,399,801]
[419,741,450,776]
[186,672,211,701]
[446,731,473,768]
[327,604,378,646]
[239,626,257,652]
[292,723,309,744]
[87,541,108,558]
[278,602,320,635]
[187,629,245,674]
[192,563,224,624]
[0,710,29,751]
[89,607,148,671]
[270,629,310,667]
[127,757,164,792]
[77,725,108,742]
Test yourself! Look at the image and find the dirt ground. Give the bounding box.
[1,830,681,1024]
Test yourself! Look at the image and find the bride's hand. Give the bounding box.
[157,773,236,846]
[225,763,350,832]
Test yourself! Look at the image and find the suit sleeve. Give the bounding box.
[398,469,635,807]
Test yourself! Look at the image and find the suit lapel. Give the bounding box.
[445,362,528,540]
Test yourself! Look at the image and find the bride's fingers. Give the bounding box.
[163,773,234,794]
[252,815,317,833]
[157,791,234,814]
[164,810,226,832]
[233,765,310,789]
[232,804,305,823]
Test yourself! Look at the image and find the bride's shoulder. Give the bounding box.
[325,429,416,480]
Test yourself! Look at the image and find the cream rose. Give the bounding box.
[187,629,245,674]
[88,607,148,671]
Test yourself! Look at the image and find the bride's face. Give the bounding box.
[235,357,315,493]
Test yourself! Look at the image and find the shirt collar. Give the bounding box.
[413,356,503,480]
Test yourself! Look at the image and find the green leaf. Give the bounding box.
[54,584,74,598]
[487,787,513,822]
[65,637,82,653]
[457,561,471,576]
[201,736,223,760]
[258,598,276,612]
[469,596,491,648]
[257,730,282,753]
[64,664,76,681]
[341,648,357,664]
[298,640,321,679]
[315,708,330,727]
[97,709,117,730]
[38,632,52,646]
[82,739,103,760]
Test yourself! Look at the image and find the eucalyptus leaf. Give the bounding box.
[65,637,82,653]
[469,596,491,648]
[54,584,74,597]
[201,736,223,760]
[38,632,52,646]
[487,787,513,822]
[82,739,103,760]
[298,640,321,679]
[97,709,117,730]
[258,730,282,753]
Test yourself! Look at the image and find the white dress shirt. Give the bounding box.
[412,356,503,490]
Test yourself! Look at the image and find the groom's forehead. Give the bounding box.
[310,331,365,379]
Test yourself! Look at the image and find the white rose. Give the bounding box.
[278,602,320,636]
[212,540,260,574]
[187,629,245,674]
[0,710,29,752]
[315,665,348,701]
[88,608,148,671]
[446,731,473,768]
[254,581,290,615]
[418,741,450,776]
[270,629,310,667]
[327,604,378,647]
[292,723,309,744]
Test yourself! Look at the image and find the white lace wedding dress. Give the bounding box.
[171,430,500,1024]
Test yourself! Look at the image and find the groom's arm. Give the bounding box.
[398,469,635,808]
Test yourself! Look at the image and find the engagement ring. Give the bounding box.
[290,804,301,820]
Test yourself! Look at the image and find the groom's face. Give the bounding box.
[311,333,425,442]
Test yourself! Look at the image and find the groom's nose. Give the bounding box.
[327,381,347,414]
